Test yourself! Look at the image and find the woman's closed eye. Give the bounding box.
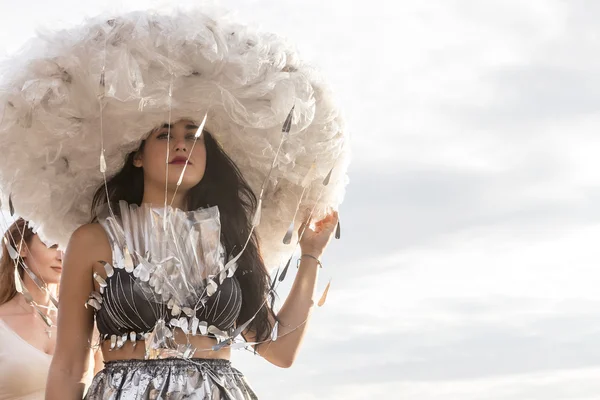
[156,133,199,140]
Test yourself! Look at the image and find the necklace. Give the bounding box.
[16,295,56,338]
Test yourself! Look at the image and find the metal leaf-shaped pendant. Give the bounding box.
[4,238,18,260]
[178,317,189,334]
[282,106,295,134]
[171,304,181,317]
[282,220,294,245]
[93,272,107,288]
[8,194,14,216]
[198,321,208,336]
[195,112,208,138]
[270,321,279,342]
[133,263,150,282]
[335,219,341,239]
[278,256,293,282]
[100,151,107,173]
[90,291,103,303]
[317,280,332,307]
[123,247,134,273]
[130,331,137,345]
[101,261,114,278]
[86,298,102,311]
[191,317,199,336]
[206,278,218,296]
[323,166,334,186]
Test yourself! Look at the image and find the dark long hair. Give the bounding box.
[91,131,275,342]
[0,219,34,306]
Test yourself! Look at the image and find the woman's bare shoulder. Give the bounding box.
[71,222,106,240]
[68,223,111,262]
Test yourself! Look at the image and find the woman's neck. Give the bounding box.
[141,184,188,210]
[20,273,57,310]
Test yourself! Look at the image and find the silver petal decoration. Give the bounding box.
[191,317,199,336]
[206,278,218,296]
[90,291,103,303]
[130,331,137,345]
[93,272,107,288]
[123,246,134,273]
[133,263,150,282]
[207,325,226,338]
[198,321,208,336]
[171,303,181,317]
[270,321,279,342]
[225,261,238,278]
[86,298,101,311]
[116,335,124,349]
[178,317,189,334]
[101,261,114,278]
[100,151,107,173]
[219,269,227,285]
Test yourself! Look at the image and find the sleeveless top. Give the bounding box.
[0,319,51,400]
[87,201,243,358]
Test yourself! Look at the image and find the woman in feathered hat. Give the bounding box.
[0,7,349,400]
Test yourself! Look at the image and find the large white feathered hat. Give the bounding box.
[0,8,349,268]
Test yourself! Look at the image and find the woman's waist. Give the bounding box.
[101,333,231,362]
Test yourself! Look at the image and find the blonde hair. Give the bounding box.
[0,219,34,306]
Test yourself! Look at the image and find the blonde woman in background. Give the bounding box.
[0,218,101,399]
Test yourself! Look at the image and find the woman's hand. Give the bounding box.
[298,209,339,258]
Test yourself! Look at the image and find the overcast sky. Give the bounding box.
[1,1,600,399]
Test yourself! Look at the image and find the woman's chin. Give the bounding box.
[165,179,203,194]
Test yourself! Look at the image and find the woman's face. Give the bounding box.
[134,119,207,192]
[21,235,62,285]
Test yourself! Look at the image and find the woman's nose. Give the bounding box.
[172,137,188,152]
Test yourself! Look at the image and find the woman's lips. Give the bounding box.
[169,157,190,165]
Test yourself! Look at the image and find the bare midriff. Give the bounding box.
[101,328,232,361]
